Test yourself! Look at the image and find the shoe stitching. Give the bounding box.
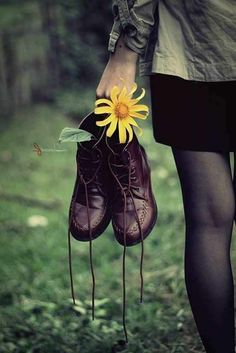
[112,200,149,235]
[71,198,109,232]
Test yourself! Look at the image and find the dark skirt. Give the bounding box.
[149,73,236,152]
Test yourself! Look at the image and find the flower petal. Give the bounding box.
[106,117,118,137]
[118,85,128,102]
[118,119,127,144]
[96,114,114,126]
[126,116,143,136]
[95,98,113,107]
[111,85,120,104]
[129,111,148,119]
[129,104,149,113]
[127,82,138,97]
[129,88,146,105]
[122,119,133,142]
[126,116,139,127]
[94,106,113,114]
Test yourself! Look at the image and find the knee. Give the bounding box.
[185,198,235,230]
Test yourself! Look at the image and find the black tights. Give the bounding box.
[171,148,236,353]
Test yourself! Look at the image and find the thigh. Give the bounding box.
[171,148,235,227]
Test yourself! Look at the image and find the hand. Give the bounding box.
[96,33,139,99]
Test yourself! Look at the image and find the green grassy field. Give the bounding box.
[1,104,236,353]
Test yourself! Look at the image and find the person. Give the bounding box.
[95,0,236,352]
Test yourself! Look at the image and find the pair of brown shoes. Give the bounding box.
[67,111,158,344]
[69,111,157,246]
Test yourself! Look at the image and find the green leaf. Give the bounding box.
[58,127,95,143]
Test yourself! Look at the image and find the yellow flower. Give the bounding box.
[94,78,149,144]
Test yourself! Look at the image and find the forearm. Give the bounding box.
[109,31,139,64]
[96,30,138,99]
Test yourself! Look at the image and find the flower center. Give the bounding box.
[115,103,129,119]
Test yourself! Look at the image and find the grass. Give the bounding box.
[0,103,236,353]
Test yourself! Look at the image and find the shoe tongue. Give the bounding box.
[78,111,107,151]
[110,141,127,153]
[79,111,105,140]
[78,139,102,157]
[107,128,138,155]
[107,128,129,153]
[78,140,96,151]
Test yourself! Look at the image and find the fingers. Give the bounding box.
[95,88,111,100]
[95,58,137,100]
[95,80,134,100]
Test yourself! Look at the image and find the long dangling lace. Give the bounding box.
[68,179,80,305]
[67,138,104,321]
[83,175,96,320]
[107,140,144,344]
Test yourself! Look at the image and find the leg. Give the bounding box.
[233,152,236,224]
[171,148,235,353]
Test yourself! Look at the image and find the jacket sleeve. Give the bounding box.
[108,0,159,55]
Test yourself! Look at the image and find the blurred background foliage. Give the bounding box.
[1,1,236,353]
[0,0,113,123]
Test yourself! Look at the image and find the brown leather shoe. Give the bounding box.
[69,111,111,242]
[106,132,158,247]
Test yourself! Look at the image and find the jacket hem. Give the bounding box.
[139,56,236,81]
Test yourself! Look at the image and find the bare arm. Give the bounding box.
[96,32,138,99]
[96,0,159,98]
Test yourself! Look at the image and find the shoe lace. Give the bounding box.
[110,160,139,193]
[67,146,103,323]
[107,149,145,344]
[77,150,103,187]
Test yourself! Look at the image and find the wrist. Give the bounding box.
[111,32,139,64]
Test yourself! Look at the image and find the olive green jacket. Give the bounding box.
[108,0,159,57]
[108,0,160,78]
[108,0,236,81]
